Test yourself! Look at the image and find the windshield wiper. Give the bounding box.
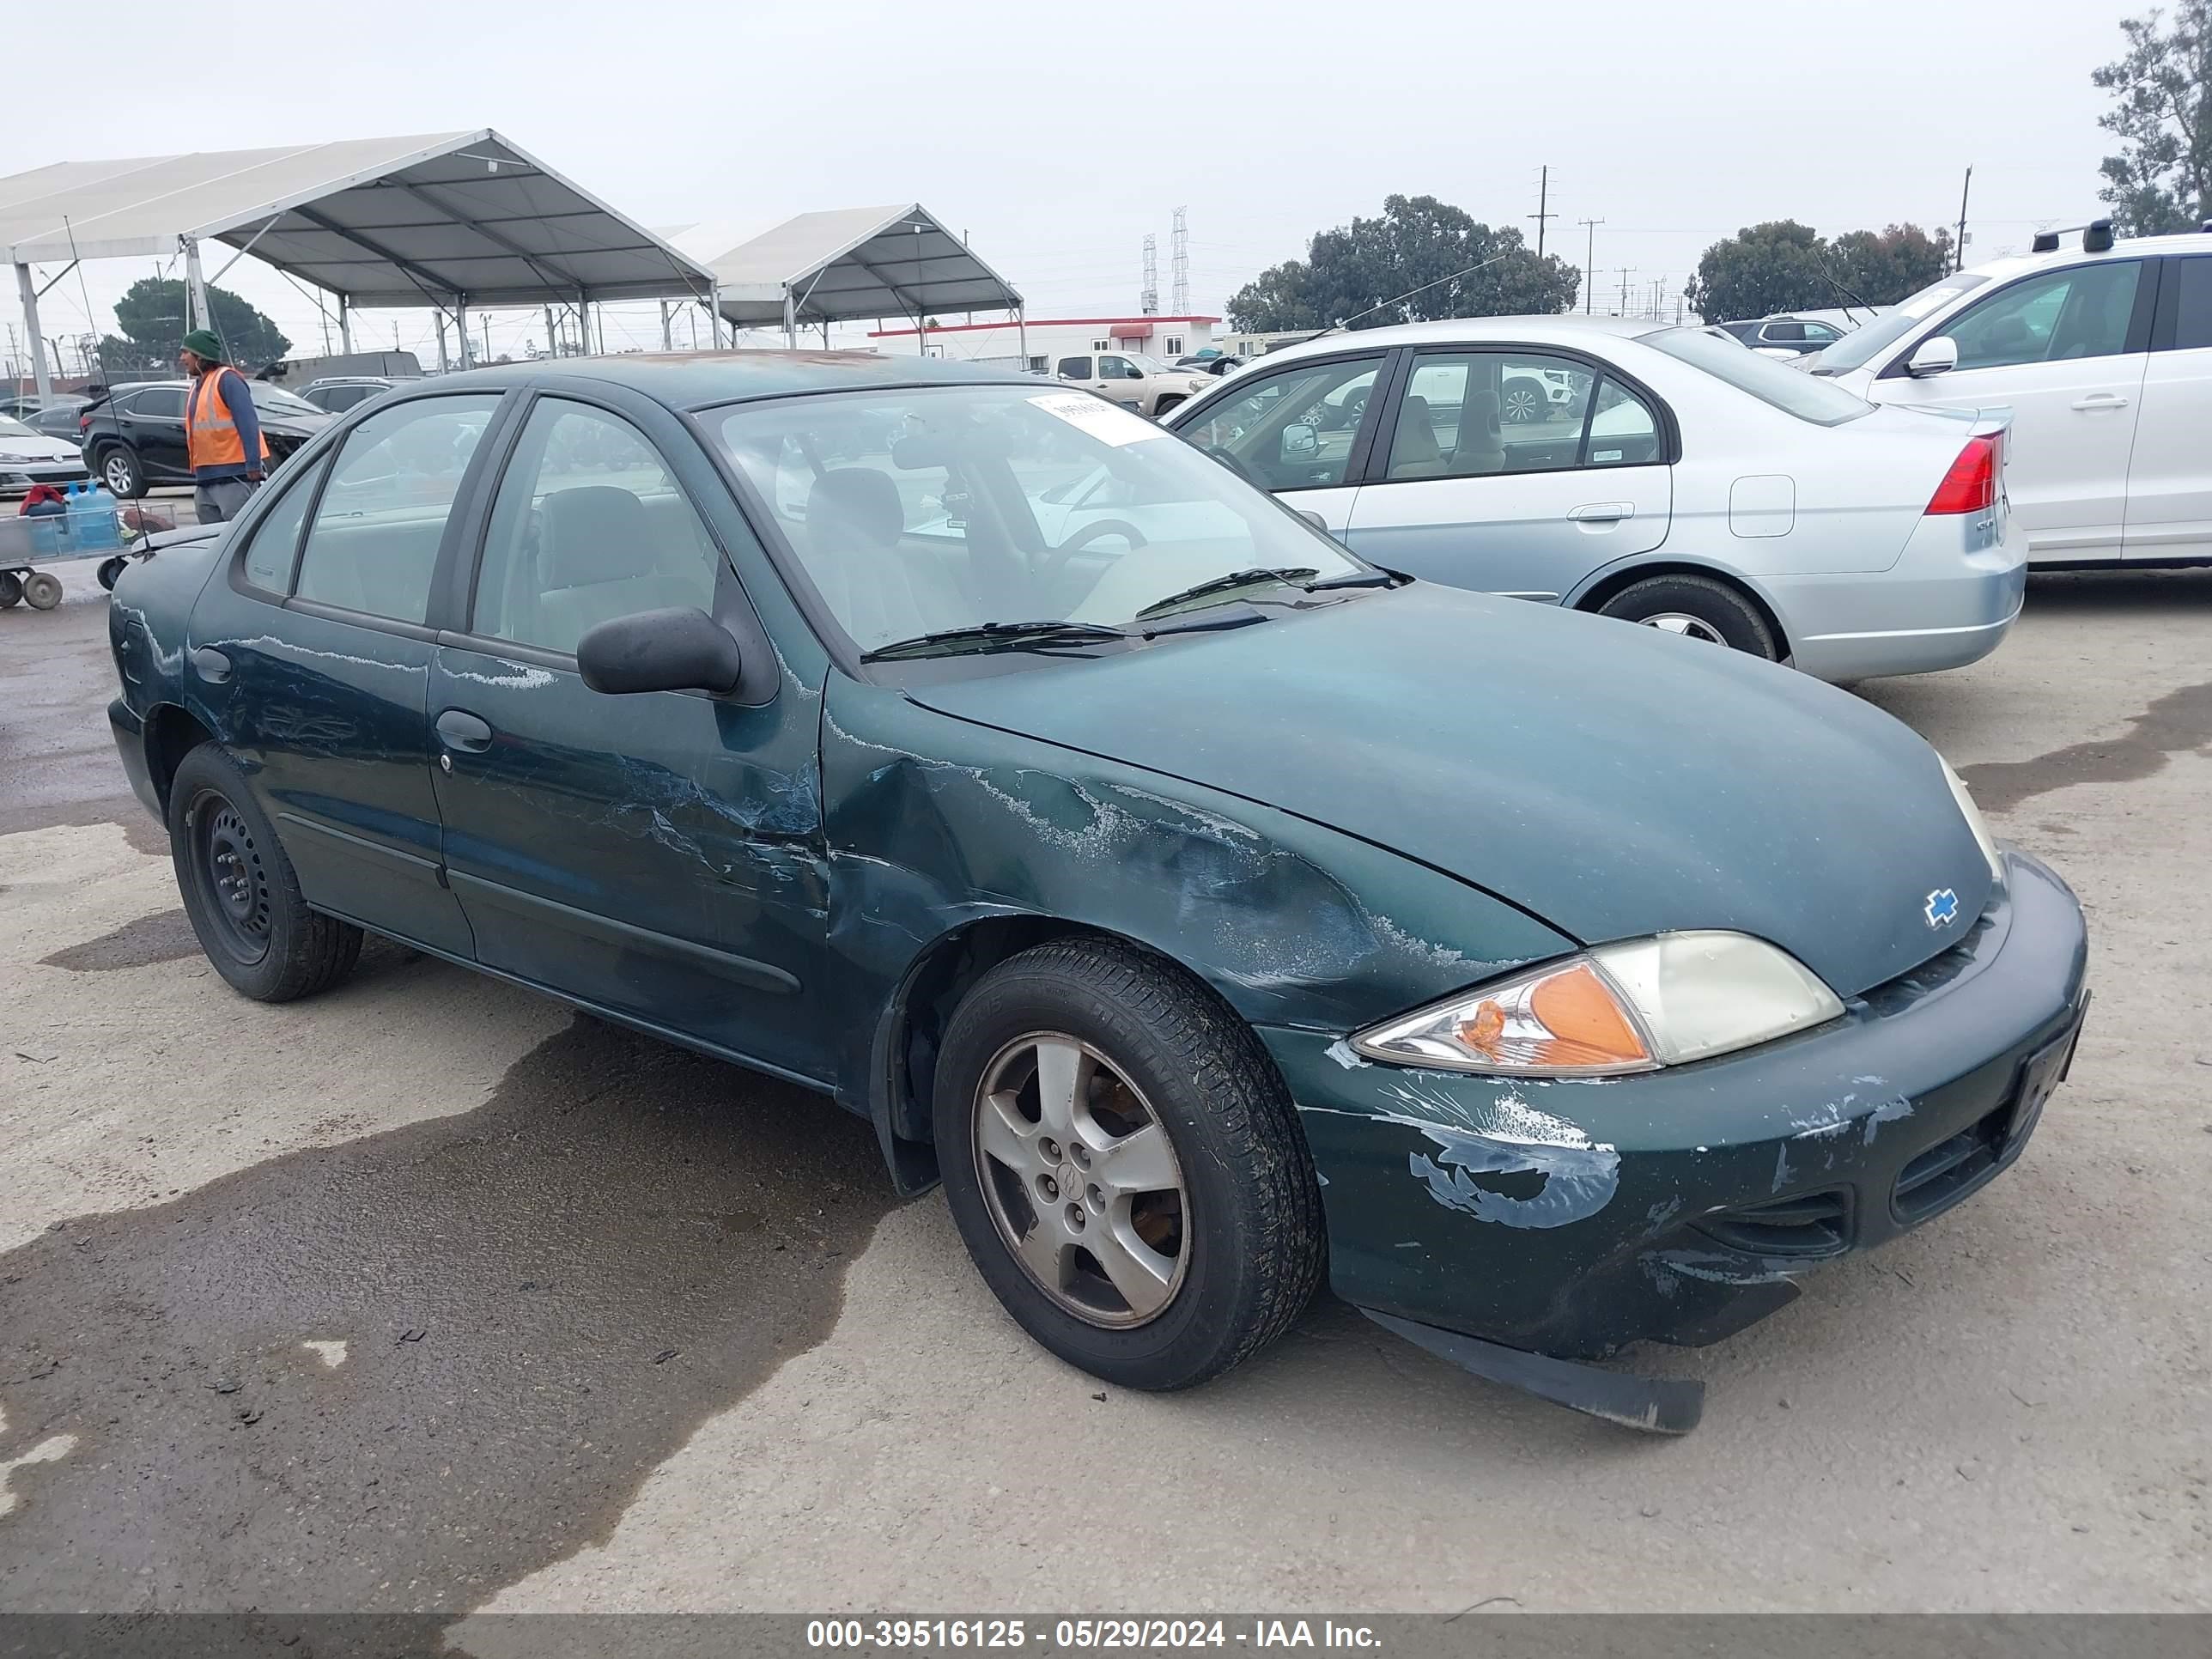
[1134,564,1394,619]
[860,619,1129,662]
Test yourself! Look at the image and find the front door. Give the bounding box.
[1869,258,2151,562]
[2124,253,2212,562]
[119,385,191,481]
[1095,354,1146,408]
[187,392,507,957]
[1179,351,1388,537]
[1344,348,1670,600]
[428,390,833,1085]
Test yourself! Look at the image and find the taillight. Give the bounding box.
[1926,433,1999,515]
[78,412,91,432]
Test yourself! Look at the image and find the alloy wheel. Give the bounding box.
[971,1033,1189,1328]
[1641,611,1728,644]
[102,453,136,495]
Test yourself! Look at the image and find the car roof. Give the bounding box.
[1964,227,2212,284]
[1237,314,1671,367]
[420,349,1042,411]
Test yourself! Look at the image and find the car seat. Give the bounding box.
[1446,391,1508,475]
[802,468,967,649]
[1389,395,1446,479]
[532,485,714,653]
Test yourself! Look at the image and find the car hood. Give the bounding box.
[0,434,80,460]
[902,585,1991,1000]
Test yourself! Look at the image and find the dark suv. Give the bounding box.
[81,380,332,497]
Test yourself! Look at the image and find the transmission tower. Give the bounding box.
[1142,234,1158,315]
[1170,206,1190,315]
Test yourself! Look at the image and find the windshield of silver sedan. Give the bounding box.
[714,384,1371,658]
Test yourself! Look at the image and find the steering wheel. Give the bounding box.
[1200,444,1262,487]
[1036,516,1148,589]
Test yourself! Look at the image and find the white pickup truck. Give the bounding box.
[1053,350,1216,417]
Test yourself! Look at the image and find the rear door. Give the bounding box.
[428,387,833,1083]
[1870,258,2152,562]
[1172,350,1388,537]
[119,386,191,479]
[1342,347,1670,600]
[2124,254,2212,562]
[185,391,507,956]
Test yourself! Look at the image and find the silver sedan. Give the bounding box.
[1161,317,2024,681]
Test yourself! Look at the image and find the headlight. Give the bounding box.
[1350,933,1844,1077]
[1938,755,2004,883]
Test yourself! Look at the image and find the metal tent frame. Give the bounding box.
[708,204,1024,354]
[3,129,727,402]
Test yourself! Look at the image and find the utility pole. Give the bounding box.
[1170,207,1189,315]
[1954,165,1973,273]
[1617,266,1636,315]
[1577,217,1603,313]
[1528,166,1556,258]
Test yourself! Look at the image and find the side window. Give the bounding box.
[1056,356,1092,380]
[134,387,185,419]
[2165,255,2212,350]
[1944,261,2143,370]
[238,453,331,592]
[1763,320,1807,343]
[1383,351,1595,480]
[1164,334,1185,356]
[1098,355,1134,380]
[293,395,500,624]
[1583,378,1663,467]
[471,398,722,657]
[1802,322,1844,344]
[1190,356,1382,490]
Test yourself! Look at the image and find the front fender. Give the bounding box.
[821,678,1577,1141]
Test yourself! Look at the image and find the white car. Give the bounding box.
[1161,316,2026,681]
[0,414,91,495]
[1805,224,2212,568]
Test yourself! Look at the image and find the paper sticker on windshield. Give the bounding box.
[1029,392,1164,447]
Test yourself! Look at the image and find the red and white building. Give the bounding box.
[866,313,1223,370]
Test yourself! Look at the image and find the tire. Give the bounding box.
[1595,572,1780,659]
[96,556,126,592]
[934,938,1324,1391]
[1152,394,1184,416]
[1501,377,1550,424]
[96,444,146,499]
[0,570,21,609]
[21,571,63,611]
[168,744,363,1002]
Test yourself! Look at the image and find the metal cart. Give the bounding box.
[0,506,129,611]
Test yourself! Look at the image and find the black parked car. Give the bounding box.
[80,380,332,497]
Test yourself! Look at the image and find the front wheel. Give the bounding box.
[1501,378,1550,423]
[168,744,363,1002]
[1595,572,1780,659]
[934,939,1324,1391]
[21,571,62,610]
[1152,394,1185,416]
[97,444,146,499]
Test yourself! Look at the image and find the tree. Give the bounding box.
[2094,3,2211,234]
[1227,194,1580,332]
[1684,222,1830,321]
[109,276,291,369]
[1826,224,1955,307]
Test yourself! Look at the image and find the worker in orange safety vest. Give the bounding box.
[179,327,270,524]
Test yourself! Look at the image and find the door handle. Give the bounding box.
[191,646,231,684]
[1567,502,1634,523]
[2070,394,2130,410]
[435,709,494,753]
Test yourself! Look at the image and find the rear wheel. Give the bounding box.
[168,744,362,1002]
[1595,572,1779,659]
[97,444,146,499]
[21,571,62,611]
[96,556,126,591]
[1501,377,1551,423]
[934,939,1324,1391]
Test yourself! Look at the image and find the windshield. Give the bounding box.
[248,383,322,417]
[1119,353,1181,374]
[1644,327,1873,425]
[715,384,1367,656]
[0,416,36,440]
[1808,273,1988,373]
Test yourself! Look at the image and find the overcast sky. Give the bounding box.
[7,0,2154,370]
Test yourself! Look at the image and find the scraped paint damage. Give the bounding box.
[1369,1076,1622,1231]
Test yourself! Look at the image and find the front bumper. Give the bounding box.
[1261,847,2087,1360]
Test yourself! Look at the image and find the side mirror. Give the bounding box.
[1906,337,1959,378]
[1295,508,1331,535]
[576,606,743,696]
[1279,423,1321,465]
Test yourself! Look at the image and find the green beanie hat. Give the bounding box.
[180,328,224,363]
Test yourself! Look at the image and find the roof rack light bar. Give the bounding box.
[2027,217,2117,255]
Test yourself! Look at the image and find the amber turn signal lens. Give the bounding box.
[1526,963,1651,1068]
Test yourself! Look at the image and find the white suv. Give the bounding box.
[1806,224,2212,568]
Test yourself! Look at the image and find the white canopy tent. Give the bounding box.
[708,204,1024,351]
[2,129,726,402]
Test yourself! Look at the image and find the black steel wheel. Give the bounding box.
[96,556,126,591]
[168,744,362,1001]
[0,570,22,609]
